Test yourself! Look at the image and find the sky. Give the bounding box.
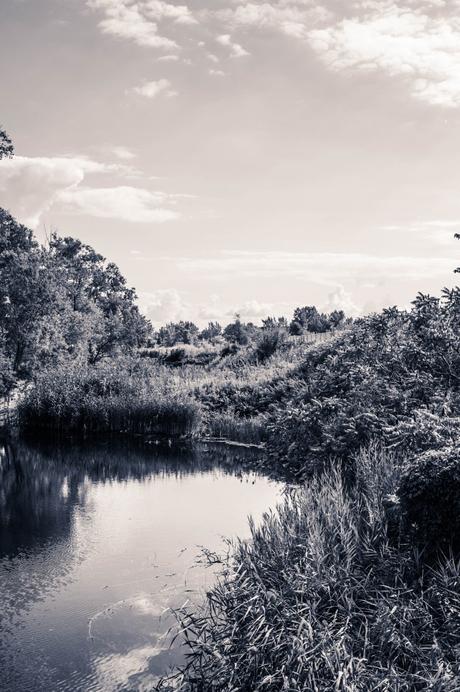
[1,0,460,326]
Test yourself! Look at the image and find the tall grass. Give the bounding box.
[162,446,460,691]
[18,359,201,437]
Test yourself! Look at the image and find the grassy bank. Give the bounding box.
[17,290,460,463]
[17,333,319,442]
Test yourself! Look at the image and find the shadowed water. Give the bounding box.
[0,437,282,691]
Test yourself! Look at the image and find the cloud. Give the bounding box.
[140,288,190,323]
[0,155,115,228]
[157,53,180,61]
[322,285,361,317]
[0,154,184,226]
[209,68,226,76]
[87,0,197,53]
[133,78,177,98]
[216,34,250,58]
[94,645,165,691]
[216,1,332,40]
[111,145,137,160]
[307,2,460,107]
[58,185,180,222]
[143,0,198,25]
[227,299,293,321]
[174,250,455,282]
[87,0,179,49]
[382,219,460,246]
[85,0,460,108]
[140,290,294,326]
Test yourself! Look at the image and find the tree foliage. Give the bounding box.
[0,126,13,160]
[0,213,151,385]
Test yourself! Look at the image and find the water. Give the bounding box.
[0,437,282,692]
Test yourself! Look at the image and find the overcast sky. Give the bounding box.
[1,0,459,325]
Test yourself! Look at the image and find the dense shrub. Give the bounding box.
[264,293,460,474]
[398,447,460,551]
[253,328,286,363]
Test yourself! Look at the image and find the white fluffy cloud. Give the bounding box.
[308,2,460,107]
[87,0,197,50]
[216,34,250,57]
[216,1,331,40]
[86,0,460,106]
[0,155,183,226]
[0,155,113,227]
[111,145,137,160]
[139,290,296,326]
[140,288,190,323]
[133,78,177,98]
[58,185,180,222]
[323,285,361,317]
[227,299,293,321]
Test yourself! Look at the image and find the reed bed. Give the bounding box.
[161,446,460,691]
[18,359,202,437]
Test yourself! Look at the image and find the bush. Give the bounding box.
[254,328,286,363]
[398,447,460,552]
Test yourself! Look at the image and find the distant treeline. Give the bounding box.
[153,307,351,348]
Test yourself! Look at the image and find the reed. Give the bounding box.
[161,445,460,691]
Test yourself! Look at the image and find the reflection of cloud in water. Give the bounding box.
[90,593,183,691]
[94,645,165,691]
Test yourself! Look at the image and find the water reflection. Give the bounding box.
[0,436,280,691]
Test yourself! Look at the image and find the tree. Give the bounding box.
[172,321,199,345]
[262,316,288,331]
[48,235,151,362]
[0,127,13,160]
[329,310,345,329]
[156,321,199,346]
[223,314,249,345]
[0,209,60,373]
[199,321,222,343]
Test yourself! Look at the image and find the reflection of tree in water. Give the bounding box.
[0,441,84,556]
[0,436,266,560]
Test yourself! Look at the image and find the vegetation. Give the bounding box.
[161,446,460,691]
[4,123,460,689]
[155,241,460,690]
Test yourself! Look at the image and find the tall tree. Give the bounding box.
[0,209,59,373]
[48,235,151,362]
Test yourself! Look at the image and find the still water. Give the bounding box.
[0,437,282,692]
